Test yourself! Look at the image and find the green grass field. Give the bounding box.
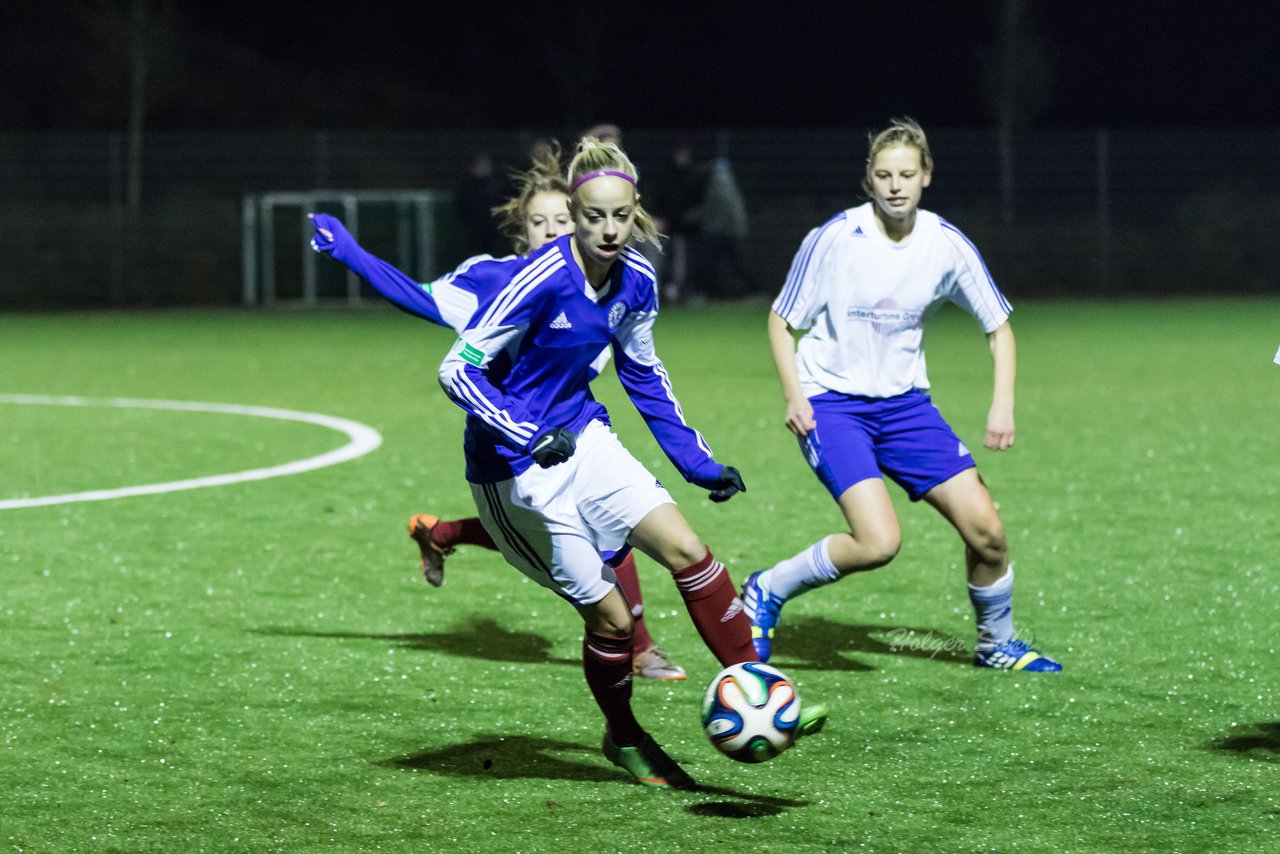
[2,300,1277,852]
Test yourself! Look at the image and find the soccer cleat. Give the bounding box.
[973,638,1063,672]
[603,733,698,790]
[795,702,828,740]
[407,514,452,588]
[741,570,784,662]
[632,645,687,681]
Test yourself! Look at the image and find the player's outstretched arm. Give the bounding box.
[985,321,1016,451]
[308,212,451,327]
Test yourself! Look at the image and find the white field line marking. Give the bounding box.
[0,394,382,510]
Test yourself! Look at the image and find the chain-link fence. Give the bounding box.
[1,128,1277,308]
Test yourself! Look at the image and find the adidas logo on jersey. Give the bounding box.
[958,441,971,457]
[852,226,866,237]
[550,311,573,329]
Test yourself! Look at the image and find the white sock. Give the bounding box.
[761,536,841,601]
[968,564,1015,650]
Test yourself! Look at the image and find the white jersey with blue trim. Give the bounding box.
[438,235,721,486]
[773,203,1012,399]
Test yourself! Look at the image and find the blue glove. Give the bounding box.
[707,465,745,502]
[308,213,356,259]
[529,428,576,468]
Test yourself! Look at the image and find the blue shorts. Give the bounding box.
[798,389,976,502]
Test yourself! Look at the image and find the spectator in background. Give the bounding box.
[699,156,757,300]
[454,151,507,257]
[648,143,706,304]
[583,123,622,146]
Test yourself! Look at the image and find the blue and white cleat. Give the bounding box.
[742,571,784,662]
[974,638,1062,672]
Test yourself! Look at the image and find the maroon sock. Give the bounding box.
[672,549,758,666]
[613,554,654,653]
[583,629,643,747]
[432,517,497,551]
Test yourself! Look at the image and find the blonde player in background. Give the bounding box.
[744,118,1062,672]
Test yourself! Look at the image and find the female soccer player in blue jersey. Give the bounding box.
[309,148,685,681]
[743,118,1062,673]
[437,137,815,788]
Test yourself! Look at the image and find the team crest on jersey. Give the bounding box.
[607,301,627,330]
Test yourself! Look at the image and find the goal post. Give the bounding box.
[242,189,448,307]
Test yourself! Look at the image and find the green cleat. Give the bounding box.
[796,702,828,740]
[603,733,698,790]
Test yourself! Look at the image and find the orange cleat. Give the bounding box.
[408,514,452,587]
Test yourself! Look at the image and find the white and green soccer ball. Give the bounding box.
[700,661,800,763]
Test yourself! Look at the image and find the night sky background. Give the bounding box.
[2,0,1277,133]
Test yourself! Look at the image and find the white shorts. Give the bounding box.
[470,420,675,606]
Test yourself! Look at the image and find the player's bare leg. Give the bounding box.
[922,469,1005,585]
[924,469,1061,671]
[743,478,900,660]
[629,503,757,666]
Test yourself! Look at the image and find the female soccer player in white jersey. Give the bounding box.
[438,137,821,788]
[743,118,1061,673]
[309,148,686,681]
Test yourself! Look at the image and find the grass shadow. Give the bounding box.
[381,733,810,813]
[767,616,971,671]
[382,734,617,783]
[686,787,809,818]
[1207,722,1280,761]
[253,616,577,666]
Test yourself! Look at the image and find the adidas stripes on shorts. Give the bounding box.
[799,388,976,502]
[470,419,675,606]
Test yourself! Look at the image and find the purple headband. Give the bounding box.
[570,169,637,192]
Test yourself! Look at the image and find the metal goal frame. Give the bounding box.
[241,189,446,307]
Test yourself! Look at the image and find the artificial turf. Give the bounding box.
[2,300,1276,851]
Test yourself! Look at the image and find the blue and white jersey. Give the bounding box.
[310,213,613,375]
[773,203,1012,399]
[311,210,509,331]
[438,235,721,486]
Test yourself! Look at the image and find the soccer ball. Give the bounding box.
[701,661,800,763]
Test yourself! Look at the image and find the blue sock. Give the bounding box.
[968,565,1015,650]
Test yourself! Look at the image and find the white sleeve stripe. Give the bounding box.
[621,255,657,285]
[775,213,846,318]
[454,371,538,442]
[654,363,713,458]
[434,253,513,287]
[476,250,562,328]
[621,246,656,276]
[475,251,565,329]
[445,368,537,443]
[939,220,1011,315]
